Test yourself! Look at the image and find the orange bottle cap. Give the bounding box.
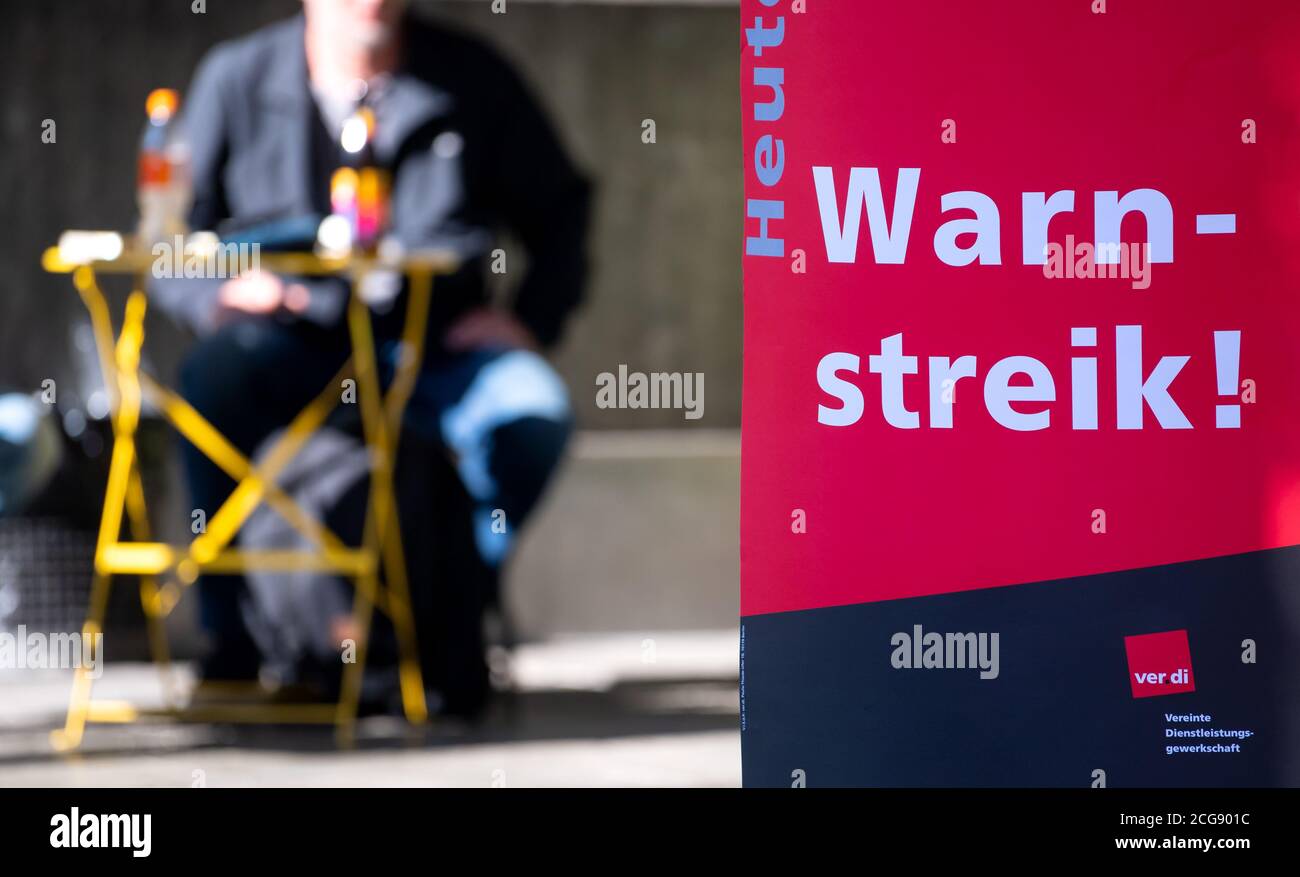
[146,88,179,122]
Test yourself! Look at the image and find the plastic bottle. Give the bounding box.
[136,88,191,246]
[336,105,389,251]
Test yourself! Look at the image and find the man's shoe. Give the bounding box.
[197,644,261,684]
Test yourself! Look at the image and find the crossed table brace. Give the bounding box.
[41,240,458,750]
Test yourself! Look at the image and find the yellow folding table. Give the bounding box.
[41,237,458,750]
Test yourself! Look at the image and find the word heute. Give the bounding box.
[744,1,789,259]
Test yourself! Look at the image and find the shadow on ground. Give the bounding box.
[0,677,739,769]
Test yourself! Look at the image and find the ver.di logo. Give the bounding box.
[1124,629,1195,699]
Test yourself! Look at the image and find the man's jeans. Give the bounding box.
[179,315,570,677]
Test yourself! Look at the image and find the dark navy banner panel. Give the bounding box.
[741,546,1300,787]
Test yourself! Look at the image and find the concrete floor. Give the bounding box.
[0,631,740,787]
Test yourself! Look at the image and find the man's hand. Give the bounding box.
[445,307,538,351]
[217,270,310,319]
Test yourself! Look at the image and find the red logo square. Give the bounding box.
[1124,630,1195,699]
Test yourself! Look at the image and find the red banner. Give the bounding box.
[741,0,1300,617]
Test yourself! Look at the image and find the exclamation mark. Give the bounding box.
[1214,330,1241,428]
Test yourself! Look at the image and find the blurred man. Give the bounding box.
[159,0,590,712]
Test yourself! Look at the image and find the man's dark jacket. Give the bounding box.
[153,13,591,349]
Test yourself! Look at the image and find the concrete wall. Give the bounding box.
[0,0,742,640]
[509,429,738,637]
[0,0,743,430]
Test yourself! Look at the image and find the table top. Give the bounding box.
[42,232,460,277]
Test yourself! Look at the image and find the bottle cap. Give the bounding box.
[146,88,179,123]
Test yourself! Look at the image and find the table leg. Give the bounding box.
[52,280,148,751]
[126,464,179,708]
[342,276,430,732]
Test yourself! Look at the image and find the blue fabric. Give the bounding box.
[401,346,571,565]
